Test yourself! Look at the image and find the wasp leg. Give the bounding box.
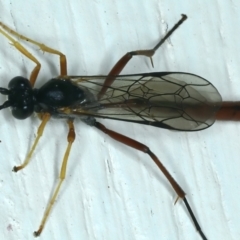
[12,113,51,172]
[33,119,75,237]
[94,121,207,240]
[97,14,187,99]
[0,25,41,86]
[0,22,67,83]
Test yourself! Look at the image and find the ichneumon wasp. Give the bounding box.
[1,14,236,239]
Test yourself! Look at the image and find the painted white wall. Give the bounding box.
[0,1,239,240]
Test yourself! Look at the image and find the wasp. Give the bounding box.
[1,14,231,239]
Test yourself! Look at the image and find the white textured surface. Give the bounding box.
[0,1,240,240]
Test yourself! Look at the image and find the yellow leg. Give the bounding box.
[0,22,67,84]
[34,120,75,237]
[0,27,41,86]
[12,113,51,172]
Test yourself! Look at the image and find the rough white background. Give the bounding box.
[0,1,240,240]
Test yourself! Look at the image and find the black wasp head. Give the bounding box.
[0,77,35,119]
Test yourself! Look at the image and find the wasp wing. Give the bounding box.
[65,72,222,131]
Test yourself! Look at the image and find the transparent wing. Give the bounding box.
[64,72,222,131]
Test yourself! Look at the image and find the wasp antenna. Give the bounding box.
[0,87,10,95]
[0,100,11,110]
